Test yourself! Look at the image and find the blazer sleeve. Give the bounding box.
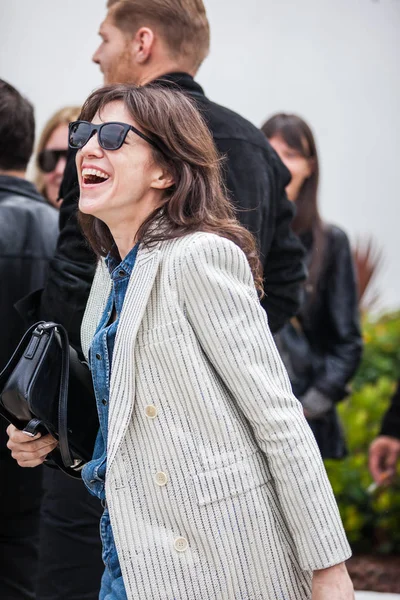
[217,138,307,333]
[182,234,351,571]
[312,228,363,402]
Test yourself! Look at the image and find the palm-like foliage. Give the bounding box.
[353,236,384,312]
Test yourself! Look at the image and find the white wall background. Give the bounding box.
[1,0,399,310]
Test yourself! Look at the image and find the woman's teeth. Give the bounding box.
[82,168,110,185]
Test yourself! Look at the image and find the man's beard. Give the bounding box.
[106,44,138,85]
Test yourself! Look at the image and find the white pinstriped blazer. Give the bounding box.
[81,232,351,600]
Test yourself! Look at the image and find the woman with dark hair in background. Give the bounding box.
[262,113,362,459]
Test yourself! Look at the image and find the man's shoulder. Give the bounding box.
[0,190,57,221]
[199,95,269,149]
[198,95,289,183]
[0,190,58,255]
[324,223,351,250]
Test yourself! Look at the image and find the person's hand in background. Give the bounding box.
[369,435,400,485]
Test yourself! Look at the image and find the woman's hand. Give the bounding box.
[312,563,354,600]
[6,424,58,467]
[301,387,333,420]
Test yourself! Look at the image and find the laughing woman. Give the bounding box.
[8,85,354,600]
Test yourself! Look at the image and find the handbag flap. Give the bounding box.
[0,323,60,426]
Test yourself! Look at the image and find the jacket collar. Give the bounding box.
[154,72,206,100]
[108,244,161,469]
[0,175,45,204]
[81,242,162,470]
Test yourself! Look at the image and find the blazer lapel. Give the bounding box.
[107,245,161,470]
[81,259,112,362]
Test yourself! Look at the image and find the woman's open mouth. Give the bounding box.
[81,168,110,186]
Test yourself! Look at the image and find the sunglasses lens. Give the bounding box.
[38,149,66,173]
[99,123,127,150]
[69,122,92,149]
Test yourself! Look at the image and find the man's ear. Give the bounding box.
[151,169,175,191]
[132,27,155,64]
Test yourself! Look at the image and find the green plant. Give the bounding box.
[353,236,383,313]
[325,311,400,554]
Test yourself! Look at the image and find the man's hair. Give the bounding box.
[107,0,210,72]
[0,79,35,171]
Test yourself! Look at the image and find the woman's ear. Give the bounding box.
[306,156,316,178]
[151,169,175,191]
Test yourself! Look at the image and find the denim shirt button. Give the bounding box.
[96,353,102,360]
[102,398,107,406]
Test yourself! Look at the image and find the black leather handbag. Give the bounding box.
[0,321,99,478]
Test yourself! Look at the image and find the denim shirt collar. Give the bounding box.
[105,242,140,279]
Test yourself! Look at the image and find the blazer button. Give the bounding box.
[174,537,188,552]
[144,405,158,419]
[154,471,168,486]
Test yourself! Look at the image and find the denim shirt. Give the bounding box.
[82,243,139,500]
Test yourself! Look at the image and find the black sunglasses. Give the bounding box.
[68,120,167,154]
[38,149,68,173]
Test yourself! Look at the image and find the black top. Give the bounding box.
[39,72,306,349]
[381,381,400,439]
[299,225,363,402]
[274,224,363,459]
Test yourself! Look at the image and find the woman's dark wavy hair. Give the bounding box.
[262,113,325,293]
[78,83,263,293]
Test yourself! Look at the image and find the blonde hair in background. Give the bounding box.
[106,0,210,73]
[33,105,81,200]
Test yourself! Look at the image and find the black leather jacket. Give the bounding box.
[276,224,363,458]
[39,72,306,350]
[0,175,58,454]
[299,225,363,402]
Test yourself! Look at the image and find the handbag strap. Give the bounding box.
[54,324,74,468]
[45,450,83,479]
[33,323,74,468]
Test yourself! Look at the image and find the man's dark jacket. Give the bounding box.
[381,380,400,439]
[0,175,58,453]
[40,72,306,349]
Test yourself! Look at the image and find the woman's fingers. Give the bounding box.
[7,434,57,452]
[9,440,58,467]
[7,424,57,447]
[6,423,58,467]
[11,449,52,467]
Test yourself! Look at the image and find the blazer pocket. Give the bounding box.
[192,451,272,507]
[136,318,188,347]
